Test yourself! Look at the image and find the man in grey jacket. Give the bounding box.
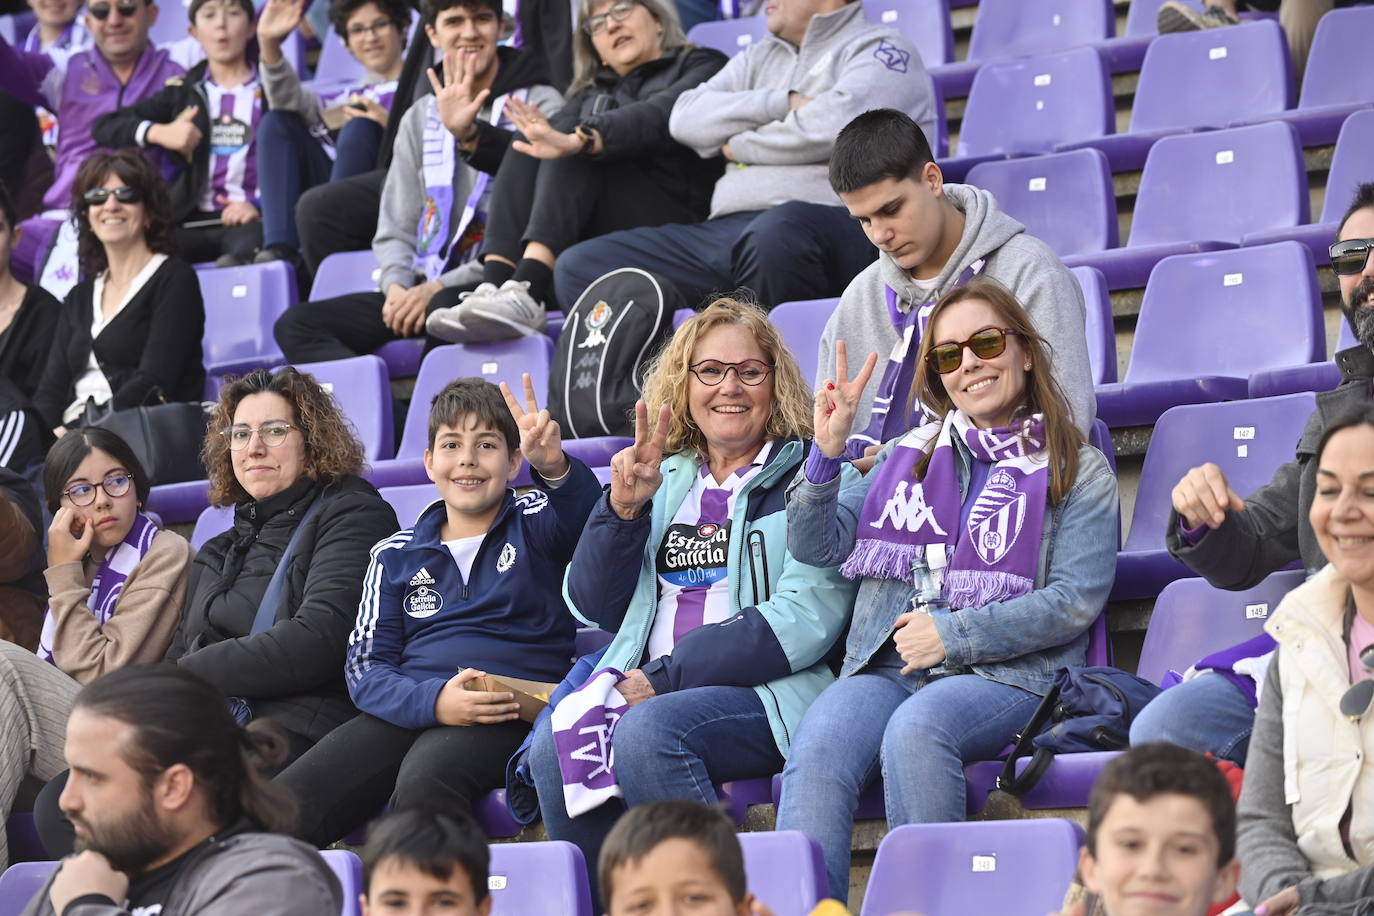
[818,108,1095,458]
[21,666,340,916]
[551,0,934,311]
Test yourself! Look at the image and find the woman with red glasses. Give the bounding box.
[0,427,192,870]
[777,275,1119,903]
[31,149,205,441]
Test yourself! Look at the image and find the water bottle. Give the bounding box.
[907,553,951,678]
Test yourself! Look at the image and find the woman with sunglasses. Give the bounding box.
[777,276,1119,903]
[524,299,856,904]
[0,427,192,870]
[423,0,725,341]
[1236,405,1374,916]
[31,149,205,441]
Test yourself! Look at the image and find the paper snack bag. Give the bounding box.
[465,674,558,722]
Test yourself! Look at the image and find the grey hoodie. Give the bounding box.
[668,1,934,219]
[817,183,1096,435]
[20,831,342,916]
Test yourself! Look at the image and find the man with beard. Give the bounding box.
[18,666,341,916]
[1124,182,1374,765]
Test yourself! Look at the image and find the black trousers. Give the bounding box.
[273,289,457,364]
[0,93,42,219]
[275,712,530,847]
[295,169,385,276]
[482,149,706,266]
[176,211,263,264]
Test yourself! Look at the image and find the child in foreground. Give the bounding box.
[360,808,493,915]
[1071,742,1240,916]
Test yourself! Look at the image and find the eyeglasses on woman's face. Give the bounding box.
[221,422,299,450]
[688,359,774,387]
[583,0,636,34]
[63,473,134,507]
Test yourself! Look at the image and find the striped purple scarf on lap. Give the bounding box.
[843,411,1049,610]
[37,512,159,665]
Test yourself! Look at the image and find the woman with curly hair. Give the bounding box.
[32,149,205,439]
[525,297,860,903]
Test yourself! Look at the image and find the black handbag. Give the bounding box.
[80,396,209,486]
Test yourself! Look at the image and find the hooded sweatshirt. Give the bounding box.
[668,1,933,219]
[817,183,1096,437]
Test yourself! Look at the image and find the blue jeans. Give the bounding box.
[1129,673,1255,765]
[529,685,784,910]
[256,110,333,249]
[551,202,875,311]
[332,118,383,181]
[776,650,1040,902]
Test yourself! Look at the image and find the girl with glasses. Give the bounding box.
[0,427,192,870]
[523,299,858,909]
[777,276,1120,903]
[31,149,205,441]
[1235,405,1374,916]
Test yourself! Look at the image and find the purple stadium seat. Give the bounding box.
[0,861,57,916]
[1092,0,1204,72]
[1136,570,1302,686]
[685,15,768,56]
[320,849,364,916]
[3,814,45,864]
[365,338,553,488]
[1248,320,1357,400]
[575,626,614,657]
[771,298,838,387]
[1112,392,1316,600]
[860,819,1084,916]
[190,504,235,550]
[1243,109,1374,261]
[310,29,366,87]
[1231,7,1374,145]
[739,831,827,916]
[1060,20,1293,173]
[941,47,1113,183]
[307,251,425,378]
[1064,121,1308,291]
[200,261,297,378]
[295,355,395,461]
[1094,242,1322,428]
[1073,266,1116,384]
[864,0,951,67]
[965,149,1118,260]
[379,483,439,527]
[146,479,213,525]
[930,0,1114,100]
[672,308,694,330]
[487,841,593,916]
[474,789,522,839]
[716,777,773,825]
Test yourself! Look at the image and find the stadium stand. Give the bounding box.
[964,149,1119,259]
[487,841,594,916]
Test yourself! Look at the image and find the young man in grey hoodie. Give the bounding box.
[551,0,934,311]
[819,108,1096,459]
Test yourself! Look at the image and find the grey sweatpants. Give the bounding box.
[0,641,80,870]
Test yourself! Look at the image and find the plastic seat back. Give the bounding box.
[200,262,297,371]
[1317,110,1374,225]
[739,831,828,916]
[321,849,364,916]
[309,250,382,301]
[770,297,838,388]
[488,841,593,916]
[293,355,394,460]
[966,148,1117,258]
[685,16,768,56]
[965,0,1114,63]
[190,504,235,550]
[959,47,1113,157]
[379,483,440,528]
[1073,265,1116,384]
[864,0,952,66]
[1297,7,1374,110]
[0,862,58,916]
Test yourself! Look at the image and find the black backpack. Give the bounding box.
[550,268,683,438]
[997,666,1162,796]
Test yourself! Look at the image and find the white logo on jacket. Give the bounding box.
[405,586,443,618]
[497,542,517,573]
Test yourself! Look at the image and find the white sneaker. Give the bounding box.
[425,283,497,342]
[455,279,548,341]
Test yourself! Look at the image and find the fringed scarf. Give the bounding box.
[37,512,159,665]
[842,411,1049,610]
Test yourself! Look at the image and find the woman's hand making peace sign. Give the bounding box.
[609,400,671,520]
[813,340,879,459]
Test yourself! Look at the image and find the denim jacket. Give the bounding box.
[786,438,1118,695]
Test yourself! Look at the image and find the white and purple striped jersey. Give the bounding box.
[198,77,264,212]
[647,442,772,659]
[21,21,91,148]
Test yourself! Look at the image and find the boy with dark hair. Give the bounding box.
[92,0,267,266]
[1077,743,1240,916]
[273,0,562,362]
[819,107,1094,458]
[276,375,601,849]
[360,808,492,916]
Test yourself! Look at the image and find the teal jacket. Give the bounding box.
[563,437,859,756]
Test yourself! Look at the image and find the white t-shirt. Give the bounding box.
[646,442,772,660]
[443,533,485,583]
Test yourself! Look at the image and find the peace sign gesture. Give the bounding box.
[609,400,671,519]
[427,49,491,142]
[500,373,568,480]
[814,340,878,458]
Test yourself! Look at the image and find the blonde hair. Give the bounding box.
[568,0,690,96]
[639,297,813,457]
[911,276,1083,504]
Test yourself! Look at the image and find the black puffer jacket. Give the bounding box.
[166,475,399,743]
[549,45,727,221]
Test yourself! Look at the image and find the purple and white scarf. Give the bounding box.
[844,263,982,460]
[550,666,628,816]
[37,512,159,665]
[843,410,1049,610]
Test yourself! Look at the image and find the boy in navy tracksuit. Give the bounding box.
[276,375,601,847]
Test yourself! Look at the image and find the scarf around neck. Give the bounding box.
[843,410,1050,610]
[37,511,159,665]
